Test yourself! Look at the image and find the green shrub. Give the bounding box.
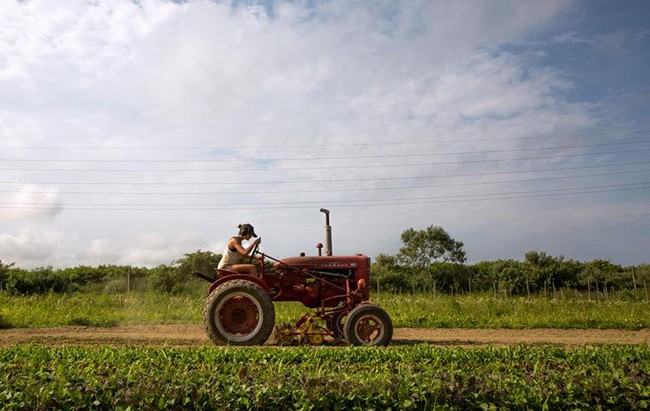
[102,278,128,294]
[0,313,11,329]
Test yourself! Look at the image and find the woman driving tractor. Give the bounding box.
[217,223,261,277]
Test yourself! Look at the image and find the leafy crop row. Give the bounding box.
[1,345,648,410]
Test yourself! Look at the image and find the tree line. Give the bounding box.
[1,226,648,298]
[371,226,649,299]
[0,250,220,295]
[372,252,650,299]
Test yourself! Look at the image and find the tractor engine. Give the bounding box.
[268,254,371,308]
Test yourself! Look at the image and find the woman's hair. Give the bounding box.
[238,223,254,237]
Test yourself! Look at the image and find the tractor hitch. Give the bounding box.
[275,313,335,346]
[193,271,215,283]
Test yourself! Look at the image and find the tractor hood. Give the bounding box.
[275,255,369,271]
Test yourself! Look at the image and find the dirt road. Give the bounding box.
[1,325,648,347]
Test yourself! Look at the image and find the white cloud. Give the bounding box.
[0,229,209,269]
[0,229,75,267]
[0,0,646,267]
[0,185,62,220]
[552,31,594,45]
[85,238,119,262]
[120,231,207,267]
[552,28,649,55]
[0,1,581,147]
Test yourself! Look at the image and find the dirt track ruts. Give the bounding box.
[1,325,648,347]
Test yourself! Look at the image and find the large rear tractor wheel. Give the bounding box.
[203,279,275,346]
[344,305,393,346]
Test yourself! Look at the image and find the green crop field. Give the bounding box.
[1,345,648,410]
[2,291,648,409]
[1,291,648,330]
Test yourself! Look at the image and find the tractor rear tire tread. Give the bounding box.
[203,279,275,346]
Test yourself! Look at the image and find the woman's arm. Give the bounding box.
[231,237,260,256]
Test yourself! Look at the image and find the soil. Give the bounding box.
[1,325,648,348]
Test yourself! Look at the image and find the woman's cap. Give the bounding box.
[239,223,258,237]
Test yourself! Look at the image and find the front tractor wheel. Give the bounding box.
[344,305,393,346]
[203,279,275,346]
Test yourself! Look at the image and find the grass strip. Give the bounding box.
[1,291,648,329]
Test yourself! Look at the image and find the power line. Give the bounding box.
[1,128,648,150]
[2,148,650,173]
[2,168,648,196]
[1,185,648,211]
[1,140,649,163]
[1,160,648,186]
[3,181,648,208]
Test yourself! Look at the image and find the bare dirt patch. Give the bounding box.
[1,325,648,347]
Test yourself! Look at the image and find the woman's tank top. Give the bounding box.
[217,237,243,269]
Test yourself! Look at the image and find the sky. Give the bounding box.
[1,0,649,269]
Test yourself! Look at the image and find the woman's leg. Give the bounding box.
[228,264,258,277]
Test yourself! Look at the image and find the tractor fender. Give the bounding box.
[209,274,270,294]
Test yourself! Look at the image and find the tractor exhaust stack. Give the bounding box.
[320,208,332,256]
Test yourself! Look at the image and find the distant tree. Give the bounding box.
[397,226,466,269]
[524,251,564,294]
[428,262,473,294]
[396,226,466,293]
[580,259,622,298]
[370,254,408,293]
[493,260,527,297]
[556,259,583,289]
[173,250,222,277]
[150,250,222,293]
[636,264,650,300]
[0,260,13,290]
[375,253,398,268]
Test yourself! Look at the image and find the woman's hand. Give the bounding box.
[247,237,262,257]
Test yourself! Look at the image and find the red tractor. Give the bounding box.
[195,209,393,346]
